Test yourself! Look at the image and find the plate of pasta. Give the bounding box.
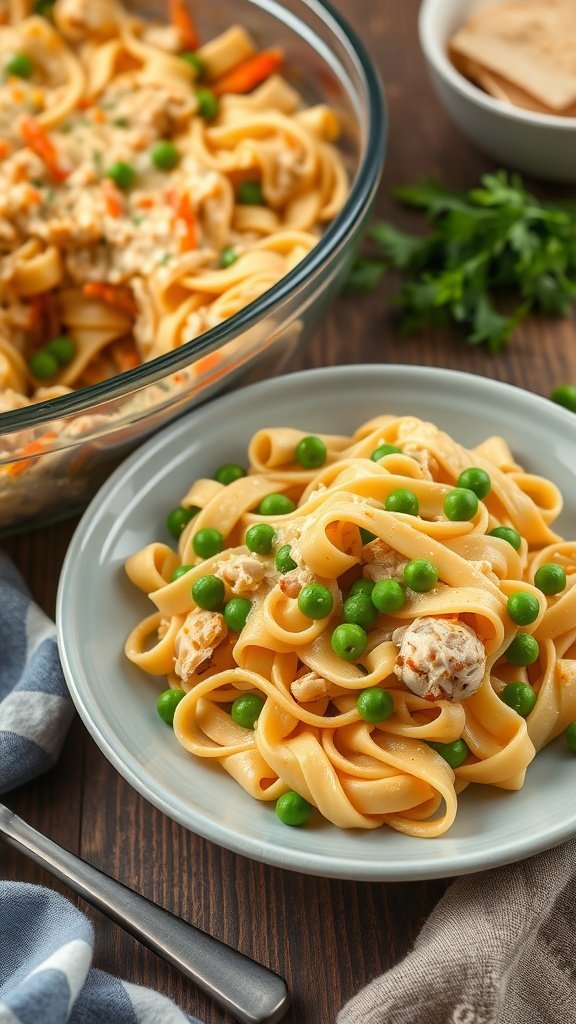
[57,364,576,880]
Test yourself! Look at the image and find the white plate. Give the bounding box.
[57,365,576,881]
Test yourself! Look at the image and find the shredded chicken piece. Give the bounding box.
[157,616,170,640]
[174,608,228,683]
[279,566,314,599]
[291,670,331,703]
[140,23,182,52]
[401,443,439,481]
[54,0,123,40]
[393,616,486,702]
[362,539,407,582]
[217,554,267,595]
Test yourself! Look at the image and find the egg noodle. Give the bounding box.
[0,0,347,414]
[123,414,576,837]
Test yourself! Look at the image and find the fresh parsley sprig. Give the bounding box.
[347,171,576,353]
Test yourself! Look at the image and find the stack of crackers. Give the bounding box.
[449,0,576,116]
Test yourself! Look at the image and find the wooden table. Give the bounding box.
[2,3,575,1022]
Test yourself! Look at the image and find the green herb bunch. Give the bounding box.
[347,171,576,352]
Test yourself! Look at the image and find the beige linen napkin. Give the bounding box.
[338,840,576,1024]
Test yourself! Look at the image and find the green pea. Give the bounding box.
[505,633,539,667]
[507,591,540,626]
[231,692,264,728]
[349,578,375,598]
[33,0,55,16]
[214,463,245,485]
[192,574,225,611]
[551,385,576,414]
[403,558,439,593]
[196,87,219,121]
[237,180,264,205]
[565,721,576,753]
[28,350,58,380]
[157,687,185,725]
[331,622,368,661]
[192,527,224,559]
[371,443,401,461]
[151,140,180,170]
[356,687,393,724]
[6,53,33,78]
[298,583,333,619]
[342,592,378,630]
[105,160,136,190]
[488,526,522,551]
[295,435,327,469]
[180,51,205,77]
[219,245,238,268]
[170,564,194,581]
[500,681,537,717]
[245,523,275,554]
[534,562,567,596]
[430,739,469,769]
[443,487,479,522]
[457,467,491,499]
[275,544,297,573]
[46,335,75,366]
[257,493,295,516]
[275,790,312,826]
[385,488,419,516]
[224,596,252,632]
[359,528,377,545]
[371,578,406,613]
[166,505,199,539]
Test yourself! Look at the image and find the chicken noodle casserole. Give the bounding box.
[124,414,576,836]
[0,0,347,416]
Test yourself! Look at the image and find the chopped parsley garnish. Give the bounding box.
[346,171,576,353]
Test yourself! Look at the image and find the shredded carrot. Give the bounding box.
[169,0,199,50]
[168,190,197,252]
[135,195,155,209]
[194,352,221,375]
[91,106,106,123]
[83,282,138,316]
[25,185,42,206]
[110,340,141,372]
[78,96,94,110]
[213,49,283,96]
[7,431,57,477]
[28,293,47,330]
[101,177,123,217]
[20,118,69,181]
[0,140,10,160]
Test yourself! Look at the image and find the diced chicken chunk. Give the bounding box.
[362,540,407,581]
[217,554,267,595]
[393,616,486,702]
[54,0,123,40]
[174,609,228,683]
[279,566,314,599]
[401,443,439,480]
[291,670,331,703]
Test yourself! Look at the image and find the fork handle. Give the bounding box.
[0,805,289,1024]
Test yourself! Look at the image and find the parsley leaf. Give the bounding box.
[346,171,576,351]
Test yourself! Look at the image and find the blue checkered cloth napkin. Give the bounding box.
[0,553,200,1024]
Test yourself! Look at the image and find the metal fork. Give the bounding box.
[0,803,290,1024]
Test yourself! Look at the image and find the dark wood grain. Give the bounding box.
[2,2,576,1022]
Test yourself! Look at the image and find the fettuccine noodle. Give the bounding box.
[0,0,347,415]
[124,414,576,836]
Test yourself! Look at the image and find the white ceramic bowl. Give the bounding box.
[418,0,576,182]
[57,364,576,881]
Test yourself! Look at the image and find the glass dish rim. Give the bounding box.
[0,0,387,435]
